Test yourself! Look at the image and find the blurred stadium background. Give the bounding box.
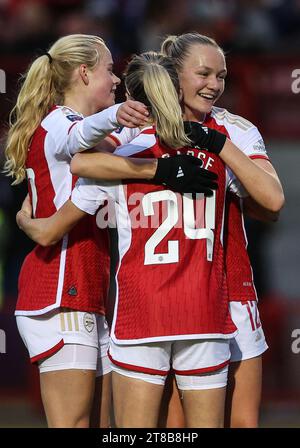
[0,0,299,427]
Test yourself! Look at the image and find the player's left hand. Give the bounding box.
[21,194,32,217]
[117,100,149,128]
[184,121,227,155]
[153,154,218,196]
[16,194,32,229]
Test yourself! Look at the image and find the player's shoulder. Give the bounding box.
[131,127,156,146]
[41,106,83,135]
[210,107,255,133]
[114,126,156,157]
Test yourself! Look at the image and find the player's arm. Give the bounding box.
[184,122,285,212]
[93,127,140,154]
[242,158,281,222]
[70,126,152,180]
[221,152,284,213]
[70,152,218,195]
[70,151,157,180]
[243,197,280,222]
[16,197,86,247]
[92,135,119,153]
[67,101,148,155]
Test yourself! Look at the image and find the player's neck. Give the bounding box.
[63,94,95,117]
[183,109,206,123]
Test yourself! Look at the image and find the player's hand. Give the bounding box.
[20,194,32,217]
[184,121,227,155]
[117,100,149,128]
[16,194,32,229]
[153,154,218,196]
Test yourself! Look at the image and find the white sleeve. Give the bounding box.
[109,126,141,147]
[44,105,121,159]
[71,178,110,215]
[113,132,156,156]
[226,124,268,198]
[229,125,268,159]
[227,168,248,198]
[66,104,121,155]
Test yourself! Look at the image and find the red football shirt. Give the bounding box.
[204,107,269,301]
[72,127,239,343]
[16,106,110,316]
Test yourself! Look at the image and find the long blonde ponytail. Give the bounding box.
[124,52,191,149]
[5,55,55,184]
[4,34,107,184]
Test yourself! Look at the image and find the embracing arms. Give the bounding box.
[184,121,285,213]
[16,197,86,247]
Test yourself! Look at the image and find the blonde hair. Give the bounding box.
[124,52,190,149]
[161,32,224,72]
[4,34,107,184]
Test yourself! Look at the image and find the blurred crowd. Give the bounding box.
[0,0,300,59]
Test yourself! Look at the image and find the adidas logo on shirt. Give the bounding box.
[176,166,184,178]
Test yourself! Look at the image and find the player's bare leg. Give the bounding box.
[40,369,95,428]
[158,374,185,428]
[90,372,112,428]
[182,387,226,428]
[112,372,164,428]
[225,356,262,427]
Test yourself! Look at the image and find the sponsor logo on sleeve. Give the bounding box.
[253,138,267,154]
[61,107,83,122]
[66,114,83,122]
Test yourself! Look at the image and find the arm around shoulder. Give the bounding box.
[221,141,285,213]
[243,196,280,223]
[16,200,86,246]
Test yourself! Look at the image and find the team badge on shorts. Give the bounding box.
[83,313,95,333]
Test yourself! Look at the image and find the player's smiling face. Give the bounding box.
[88,47,121,111]
[179,44,227,122]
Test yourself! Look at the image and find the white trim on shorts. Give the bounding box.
[112,363,228,390]
[37,343,112,375]
[16,309,111,375]
[229,300,268,362]
[38,344,98,373]
[108,337,231,389]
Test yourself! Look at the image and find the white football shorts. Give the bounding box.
[229,300,268,362]
[108,338,231,390]
[16,308,111,376]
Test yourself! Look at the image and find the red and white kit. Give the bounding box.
[15,105,123,316]
[15,104,121,368]
[72,127,241,346]
[204,107,268,360]
[111,107,269,361]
